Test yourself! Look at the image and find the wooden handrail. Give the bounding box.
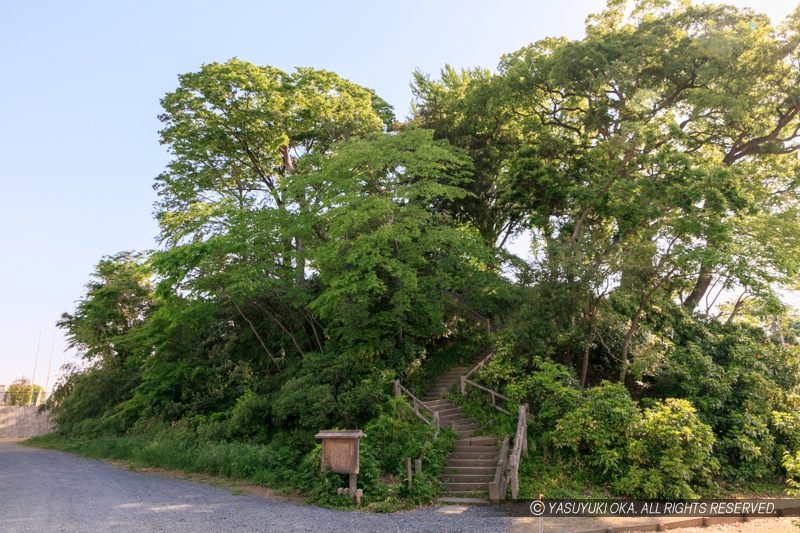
[507,403,528,499]
[489,403,528,503]
[392,380,440,437]
[488,435,510,502]
[462,350,495,381]
[460,351,513,415]
[461,378,512,415]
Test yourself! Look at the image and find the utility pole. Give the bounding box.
[44,331,56,399]
[30,332,41,406]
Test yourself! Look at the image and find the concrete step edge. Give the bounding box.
[437,496,489,505]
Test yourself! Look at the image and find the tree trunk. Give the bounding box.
[280,144,306,285]
[724,291,747,325]
[683,267,713,310]
[580,341,591,390]
[619,314,639,383]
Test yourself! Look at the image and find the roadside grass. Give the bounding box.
[27,432,298,490]
[26,398,456,512]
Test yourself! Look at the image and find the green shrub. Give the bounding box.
[614,399,718,498]
[649,322,800,482]
[225,391,271,442]
[503,356,581,454]
[784,451,800,529]
[272,374,336,431]
[553,383,717,498]
[553,382,640,478]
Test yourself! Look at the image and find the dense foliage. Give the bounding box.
[50,0,800,502]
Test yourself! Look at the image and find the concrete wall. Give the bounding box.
[0,406,53,438]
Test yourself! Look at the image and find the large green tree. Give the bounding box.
[491,0,800,381]
[53,252,156,429]
[154,59,394,283]
[411,66,527,248]
[303,128,490,365]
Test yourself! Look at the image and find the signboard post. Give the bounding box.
[314,430,366,503]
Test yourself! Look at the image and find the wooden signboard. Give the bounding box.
[314,430,366,475]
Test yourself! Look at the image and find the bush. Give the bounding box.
[290,397,455,508]
[648,321,800,482]
[784,451,800,529]
[553,383,717,498]
[363,397,455,504]
[614,399,718,498]
[553,382,640,478]
[225,391,271,442]
[503,356,581,446]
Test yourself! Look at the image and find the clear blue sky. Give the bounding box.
[1,1,796,388]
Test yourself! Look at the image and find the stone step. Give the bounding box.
[439,368,469,376]
[451,420,481,429]
[423,398,453,407]
[446,457,497,468]
[434,408,464,417]
[445,481,492,492]
[439,413,473,424]
[436,408,466,416]
[454,436,497,446]
[450,449,498,458]
[447,426,478,434]
[439,415,471,425]
[452,450,498,458]
[426,405,459,413]
[453,437,496,448]
[428,399,458,408]
[437,496,490,506]
[422,393,451,400]
[440,418,472,427]
[428,405,460,413]
[444,423,476,432]
[443,491,490,500]
[450,451,497,461]
[444,421,475,430]
[443,466,496,475]
[444,474,495,484]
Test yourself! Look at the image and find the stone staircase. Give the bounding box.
[421,366,499,503]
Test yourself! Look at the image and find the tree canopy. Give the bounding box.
[51,1,800,501]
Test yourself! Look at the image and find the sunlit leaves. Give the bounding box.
[154,58,392,245]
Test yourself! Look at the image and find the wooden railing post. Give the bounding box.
[510,454,519,499]
[490,435,510,504]
[521,404,528,455]
[460,375,466,395]
[392,380,400,397]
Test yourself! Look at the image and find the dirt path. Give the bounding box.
[677,517,797,532]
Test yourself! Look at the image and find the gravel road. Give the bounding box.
[6,439,795,533]
[0,439,512,532]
